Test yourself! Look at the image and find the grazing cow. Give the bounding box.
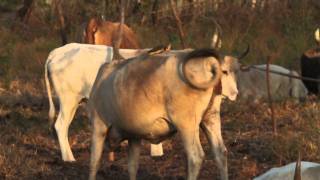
[254,161,320,180]
[84,17,140,49]
[300,28,320,95]
[236,64,308,102]
[88,49,242,180]
[45,43,148,161]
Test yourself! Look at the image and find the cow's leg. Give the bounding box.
[128,139,141,180]
[54,95,79,161]
[89,113,108,180]
[201,115,228,180]
[177,124,204,180]
[150,143,163,156]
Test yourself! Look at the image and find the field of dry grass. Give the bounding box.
[0,82,319,180]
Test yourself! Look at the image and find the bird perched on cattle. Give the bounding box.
[88,48,243,180]
[236,64,308,102]
[300,28,320,95]
[84,17,140,49]
[147,44,171,55]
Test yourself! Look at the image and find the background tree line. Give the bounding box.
[0,0,319,89]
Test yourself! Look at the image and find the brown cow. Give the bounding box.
[84,17,140,49]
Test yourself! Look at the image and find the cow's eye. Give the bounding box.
[222,70,228,75]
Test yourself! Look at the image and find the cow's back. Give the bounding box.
[257,64,293,99]
[254,161,320,180]
[47,43,113,98]
[237,64,305,101]
[237,68,266,100]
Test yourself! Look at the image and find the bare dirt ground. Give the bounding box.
[0,87,319,180]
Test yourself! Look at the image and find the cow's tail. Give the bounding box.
[45,58,55,129]
[179,49,222,90]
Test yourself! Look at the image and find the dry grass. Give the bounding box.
[0,84,319,180]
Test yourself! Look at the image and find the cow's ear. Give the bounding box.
[91,18,100,33]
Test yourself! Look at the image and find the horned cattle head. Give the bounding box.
[209,21,250,65]
[178,46,250,102]
[220,45,250,101]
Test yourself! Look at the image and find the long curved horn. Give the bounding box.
[238,44,250,60]
[209,18,222,49]
[315,28,320,46]
[178,49,222,90]
[294,151,301,180]
[211,27,222,49]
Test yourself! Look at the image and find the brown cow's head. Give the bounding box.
[83,17,140,48]
[84,17,102,44]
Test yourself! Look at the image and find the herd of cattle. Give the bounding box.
[43,17,320,180]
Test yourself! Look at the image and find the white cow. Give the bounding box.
[237,64,308,102]
[254,161,320,180]
[45,43,148,161]
[88,49,242,180]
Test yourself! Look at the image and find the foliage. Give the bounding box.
[0,0,318,86]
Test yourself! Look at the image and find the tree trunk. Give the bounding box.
[53,0,67,45]
[151,0,159,25]
[112,0,126,60]
[169,0,186,48]
[101,0,107,20]
[16,0,34,23]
